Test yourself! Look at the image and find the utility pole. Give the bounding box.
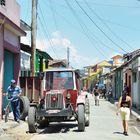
[31,0,37,76]
[31,0,37,101]
[67,47,70,67]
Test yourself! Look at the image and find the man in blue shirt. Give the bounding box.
[6,79,22,123]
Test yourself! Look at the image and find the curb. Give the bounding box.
[131,110,140,121]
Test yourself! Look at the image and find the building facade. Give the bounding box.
[0,0,25,118]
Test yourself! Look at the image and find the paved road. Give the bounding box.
[0,96,140,140]
[30,97,140,140]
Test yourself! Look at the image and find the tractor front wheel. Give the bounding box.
[77,104,85,131]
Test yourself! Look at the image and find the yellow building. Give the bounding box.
[84,60,112,77]
[84,60,112,90]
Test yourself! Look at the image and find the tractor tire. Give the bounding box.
[28,107,37,133]
[85,98,90,126]
[20,96,30,120]
[77,104,85,131]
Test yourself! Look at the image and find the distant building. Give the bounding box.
[48,59,67,68]
[111,55,123,67]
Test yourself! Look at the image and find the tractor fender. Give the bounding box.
[77,94,86,106]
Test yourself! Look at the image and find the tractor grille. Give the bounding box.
[46,93,64,110]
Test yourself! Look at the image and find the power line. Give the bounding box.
[74,0,128,53]
[65,0,109,59]
[101,18,140,32]
[84,0,134,50]
[41,0,140,34]
[38,4,59,59]
[38,15,59,59]
[49,0,58,30]
[76,1,140,9]
[45,1,123,54]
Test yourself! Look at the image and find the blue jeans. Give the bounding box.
[11,99,20,121]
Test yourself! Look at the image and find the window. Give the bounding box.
[0,0,5,6]
[46,71,74,90]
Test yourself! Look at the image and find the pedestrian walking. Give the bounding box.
[93,85,99,106]
[6,79,22,123]
[116,90,132,136]
[123,83,129,93]
[107,84,112,101]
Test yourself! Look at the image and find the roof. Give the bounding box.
[84,60,112,68]
[20,19,31,31]
[113,54,140,72]
[20,43,53,60]
[111,55,123,59]
[48,59,67,67]
[124,48,140,58]
[45,68,76,72]
[45,68,81,76]
[97,60,112,67]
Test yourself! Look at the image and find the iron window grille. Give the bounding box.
[0,0,5,6]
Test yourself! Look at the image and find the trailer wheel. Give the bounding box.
[77,104,85,131]
[28,107,37,133]
[20,96,30,120]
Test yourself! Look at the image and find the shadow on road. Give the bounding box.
[113,132,124,135]
[39,122,77,134]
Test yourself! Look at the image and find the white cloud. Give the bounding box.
[25,31,100,68]
[21,37,30,46]
[36,39,49,51]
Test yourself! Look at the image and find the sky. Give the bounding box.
[17,0,140,69]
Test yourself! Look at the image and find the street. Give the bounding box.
[0,96,140,140]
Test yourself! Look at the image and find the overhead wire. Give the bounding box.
[44,1,123,54]
[84,0,134,50]
[76,1,140,9]
[65,0,109,59]
[43,0,140,32]
[45,0,140,9]
[49,0,58,30]
[74,0,128,53]
[38,3,59,59]
[65,0,123,54]
[102,19,140,32]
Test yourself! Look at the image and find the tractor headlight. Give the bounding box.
[67,91,71,99]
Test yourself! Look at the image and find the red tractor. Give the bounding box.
[28,68,90,133]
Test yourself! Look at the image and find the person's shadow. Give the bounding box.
[113,132,124,135]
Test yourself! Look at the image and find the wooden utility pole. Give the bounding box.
[31,0,37,76]
[31,0,37,101]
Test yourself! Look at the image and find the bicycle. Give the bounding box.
[4,96,13,122]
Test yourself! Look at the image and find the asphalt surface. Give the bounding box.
[0,95,140,140]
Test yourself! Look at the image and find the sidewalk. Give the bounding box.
[0,113,21,136]
[131,108,140,121]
